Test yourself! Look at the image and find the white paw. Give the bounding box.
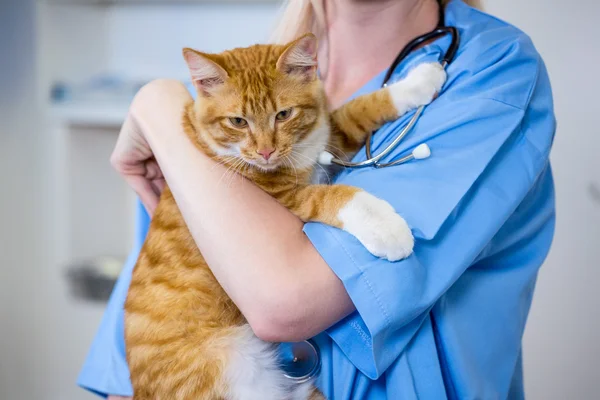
[338,191,414,262]
[388,62,447,115]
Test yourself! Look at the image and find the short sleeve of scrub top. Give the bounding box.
[78,1,556,399]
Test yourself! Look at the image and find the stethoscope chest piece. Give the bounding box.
[278,339,321,383]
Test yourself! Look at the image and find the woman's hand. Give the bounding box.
[110,79,192,215]
[111,104,165,216]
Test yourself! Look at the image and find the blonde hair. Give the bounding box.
[270,0,482,44]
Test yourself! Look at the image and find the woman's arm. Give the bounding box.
[114,79,355,342]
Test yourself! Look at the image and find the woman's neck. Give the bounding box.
[322,0,440,108]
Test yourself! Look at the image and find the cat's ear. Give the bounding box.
[276,33,318,81]
[183,48,228,96]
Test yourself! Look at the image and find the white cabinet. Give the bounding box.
[47,108,136,271]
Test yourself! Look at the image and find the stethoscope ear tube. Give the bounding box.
[365,104,425,168]
[441,27,460,65]
[382,26,459,87]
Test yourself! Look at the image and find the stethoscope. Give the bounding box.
[279,14,460,384]
[318,20,459,169]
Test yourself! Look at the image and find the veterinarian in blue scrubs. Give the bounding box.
[79,1,556,398]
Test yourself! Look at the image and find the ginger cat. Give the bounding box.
[124,33,445,400]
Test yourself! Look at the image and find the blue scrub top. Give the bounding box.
[78,1,556,398]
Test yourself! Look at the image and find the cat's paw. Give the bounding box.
[389,62,446,115]
[338,191,414,261]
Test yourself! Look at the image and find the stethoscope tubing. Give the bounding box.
[328,28,458,169]
[331,105,426,169]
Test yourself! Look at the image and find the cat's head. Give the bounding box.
[183,34,328,173]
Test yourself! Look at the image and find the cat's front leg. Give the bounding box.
[328,62,446,155]
[336,190,414,261]
[388,62,447,116]
[285,185,414,261]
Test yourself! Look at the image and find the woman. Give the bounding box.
[79,0,556,398]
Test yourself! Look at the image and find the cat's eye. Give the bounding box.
[228,117,248,128]
[275,108,293,121]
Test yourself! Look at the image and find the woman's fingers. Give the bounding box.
[115,158,165,216]
[144,158,163,181]
[110,80,191,216]
[112,112,165,216]
[151,178,166,196]
[125,174,160,216]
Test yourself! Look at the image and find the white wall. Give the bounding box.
[484,1,600,399]
[37,3,109,93]
[105,3,280,80]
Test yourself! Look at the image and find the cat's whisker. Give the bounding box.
[290,149,322,167]
[235,160,250,187]
[240,162,251,193]
[289,152,324,185]
[234,159,250,184]
[210,156,237,171]
[324,145,350,161]
[227,158,246,188]
[291,150,332,184]
[289,149,316,163]
[218,168,233,188]
[215,156,241,187]
[284,155,298,187]
[217,165,231,186]
[218,157,242,188]
[283,156,299,188]
[294,143,348,161]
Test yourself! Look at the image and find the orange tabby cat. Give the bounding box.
[124,33,445,400]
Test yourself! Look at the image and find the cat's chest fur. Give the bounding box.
[310,163,343,185]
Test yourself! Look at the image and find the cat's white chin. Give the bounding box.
[248,160,281,172]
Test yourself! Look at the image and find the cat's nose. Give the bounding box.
[257,148,276,161]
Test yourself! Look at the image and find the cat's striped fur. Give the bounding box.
[124,34,445,399]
